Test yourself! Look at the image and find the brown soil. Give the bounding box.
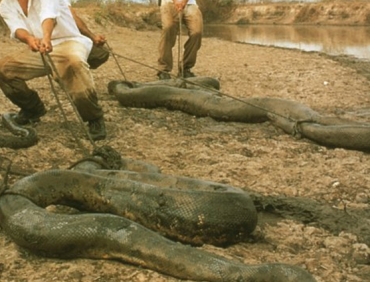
[1,2,370,282]
[226,0,370,25]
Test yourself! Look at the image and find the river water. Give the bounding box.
[203,24,370,61]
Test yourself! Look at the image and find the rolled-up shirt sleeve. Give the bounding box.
[39,0,59,23]
[0,3,29,38]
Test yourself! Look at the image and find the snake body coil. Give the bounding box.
[0,113,38,149]
[108,77,370,152]
[0,169,316,281]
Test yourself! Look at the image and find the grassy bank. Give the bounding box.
[70,0,370,26]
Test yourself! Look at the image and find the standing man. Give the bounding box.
[0,0,107,141]
[157,0,203,80]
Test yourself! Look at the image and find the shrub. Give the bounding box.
[197,0,237,23]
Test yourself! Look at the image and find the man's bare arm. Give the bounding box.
[69,7,106,46]
[14,18,55,53]
[173,0,189,11]
[40,18,56,53]
[15,28,41,52]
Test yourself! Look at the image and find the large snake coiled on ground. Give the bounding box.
[0,167,317,281]
[108,77,370,152]
[0,113,38,149]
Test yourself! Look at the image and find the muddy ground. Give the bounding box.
[0,2,370,282]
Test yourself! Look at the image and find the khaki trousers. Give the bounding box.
[0,40,103,122]
[158,3,203,73]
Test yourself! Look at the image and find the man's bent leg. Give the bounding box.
[158,3,179,76]
[51,41,104,121]
[182,5,203,73]
[51,41,106,140]
[0,50,48,124]
[87,45,110,70]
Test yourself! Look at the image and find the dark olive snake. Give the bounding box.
[0,113,38,149]
[0,167,316,282]
[108,77,370,152]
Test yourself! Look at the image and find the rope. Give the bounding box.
[40,53,95,156]
[104,48,300,123]
[41,53,125,170]
[178,11,184,78]
[105,41,128,81]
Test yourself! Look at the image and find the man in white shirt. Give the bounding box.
[0,0,107,141]
[157,0,203,80]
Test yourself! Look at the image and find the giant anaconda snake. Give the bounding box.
[0,166,316,282]
[108,77,370,152]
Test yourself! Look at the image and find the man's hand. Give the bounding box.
[39,37,53,54]
[25,35,52,54]
[174,0,186,11]
[40,18,55,53]
[91,34,106,47]
[25,36,42,52]
[15,28,53,53]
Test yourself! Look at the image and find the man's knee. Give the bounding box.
[189,31,202,41]
[0,56,13,79]
[87,46,110,70]
[63,54,89,72]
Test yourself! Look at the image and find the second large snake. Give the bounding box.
[108,77,370,152]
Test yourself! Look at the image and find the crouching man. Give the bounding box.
[0,0,107,141]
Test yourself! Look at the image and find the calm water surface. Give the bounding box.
[204,25,370,60]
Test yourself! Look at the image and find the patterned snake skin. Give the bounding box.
[109,77,370,152]
[0,168,317,281]
[0,113,38,149]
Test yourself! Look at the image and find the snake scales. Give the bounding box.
[108,77,370,152]
[0,167,316,282]
[0,113,38,149]
[0,77,319,280]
